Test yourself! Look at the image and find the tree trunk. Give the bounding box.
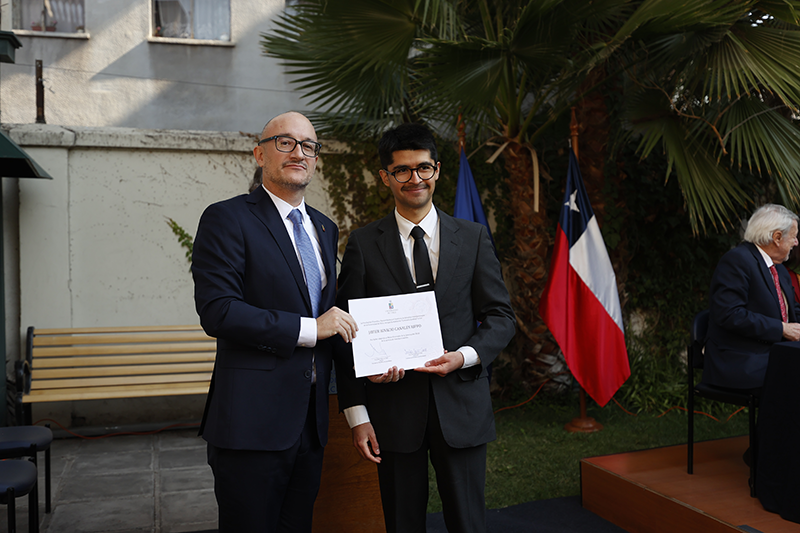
[575,70,630,308]
[502,142,559,390]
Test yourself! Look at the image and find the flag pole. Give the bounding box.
[457,113,466,151]
[564,107,603,434]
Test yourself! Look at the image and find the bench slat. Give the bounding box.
[33,330,213,347]
[33,362,215,380]
[31,352,216,369]
[33,325,206,335]
[22,382,211,403]
[30,372,213,390]
[33,341,215,358]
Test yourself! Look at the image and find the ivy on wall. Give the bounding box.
[166,217,193,264]
[321,135,513,259]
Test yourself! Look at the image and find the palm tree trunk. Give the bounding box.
[502,142,556,387]
[575,71,629,308]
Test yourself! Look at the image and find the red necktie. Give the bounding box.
[770,265,788,322]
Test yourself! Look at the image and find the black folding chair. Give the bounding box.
[687,309,758,497]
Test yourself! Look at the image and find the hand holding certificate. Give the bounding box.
[349,292,444,378]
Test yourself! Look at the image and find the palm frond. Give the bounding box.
[721,97,800,208]
[758,0,800,24]
[624,85,748,232]
[703,23,800,107]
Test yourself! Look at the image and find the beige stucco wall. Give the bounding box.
[0,0,304,132]
[3,123,336,427]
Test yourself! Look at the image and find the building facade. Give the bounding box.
[0,0,303,131]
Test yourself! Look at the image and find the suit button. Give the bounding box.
[304,370,312,379]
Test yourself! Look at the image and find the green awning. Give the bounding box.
[0,130,52,179]
[0,31,22,64]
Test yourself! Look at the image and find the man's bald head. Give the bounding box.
[260,111,316,141]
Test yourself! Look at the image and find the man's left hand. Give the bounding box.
[415,351,463,377]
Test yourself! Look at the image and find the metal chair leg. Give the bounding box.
[28,479,38,533]
[44,447,50,514]
[44,424,51,514]
[7,486,16,533]
[688,396,694,473]
[749,398,757,498]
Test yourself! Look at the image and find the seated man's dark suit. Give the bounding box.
[704,241,800,389]
[335,208,516,533]
[192,186,339,530]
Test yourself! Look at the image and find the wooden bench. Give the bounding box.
[15,325,215,425]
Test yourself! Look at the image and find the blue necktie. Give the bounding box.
[288,209,321,318]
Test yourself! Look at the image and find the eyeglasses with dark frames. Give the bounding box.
[258,135,322,157]
[384,163,438,183]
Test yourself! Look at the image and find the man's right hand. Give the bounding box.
[783,322,800,341]
[367,366,405,384]
[317,306,358,342]
[352,422,381,463]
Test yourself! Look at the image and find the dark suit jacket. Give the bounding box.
[704,242,800,389]
[192,187,339,451]
[335,209,516,453]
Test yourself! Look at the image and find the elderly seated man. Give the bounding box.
[703,204,800,392]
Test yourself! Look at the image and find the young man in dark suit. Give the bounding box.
[192,111,357,532]
[335,123,516,533]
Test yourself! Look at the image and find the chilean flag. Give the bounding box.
[539,150,630,406]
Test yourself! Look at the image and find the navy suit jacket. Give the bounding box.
[335,209,516,453]
[192,187,339,451]
[704,242,800,389]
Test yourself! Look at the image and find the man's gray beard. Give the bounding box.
[268,174,311,191]
[282,180,310,191]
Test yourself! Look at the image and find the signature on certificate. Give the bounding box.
[404,347,429,359]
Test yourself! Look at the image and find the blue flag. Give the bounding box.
[454,148,494,246]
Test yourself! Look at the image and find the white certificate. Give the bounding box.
[349,292,444,378]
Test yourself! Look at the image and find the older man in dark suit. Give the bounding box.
[704,203,800,391]
[192,111,357,532]
[335,123,516,533]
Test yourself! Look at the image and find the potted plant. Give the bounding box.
[45,20,57,32]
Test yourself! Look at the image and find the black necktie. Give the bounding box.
[411,226,434,291]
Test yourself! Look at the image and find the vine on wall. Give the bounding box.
[321,135,513,259]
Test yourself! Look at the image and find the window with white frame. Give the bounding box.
[13,0,85,33]
[153,0,230,41]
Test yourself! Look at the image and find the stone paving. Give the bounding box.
[0,428,217,533]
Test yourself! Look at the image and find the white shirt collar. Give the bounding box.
[262,184,308,221]
[755,244,775,268]
[394,206,438,240]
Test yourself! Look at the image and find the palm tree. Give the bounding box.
[262,0,800,378]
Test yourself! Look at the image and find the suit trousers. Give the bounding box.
[376,382,487,533]
[208,386,324,533]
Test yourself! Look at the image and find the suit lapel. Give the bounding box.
[435,209,461,299]
[745,242,785,318]
[376,214,417,293]
[247,188,312,313]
